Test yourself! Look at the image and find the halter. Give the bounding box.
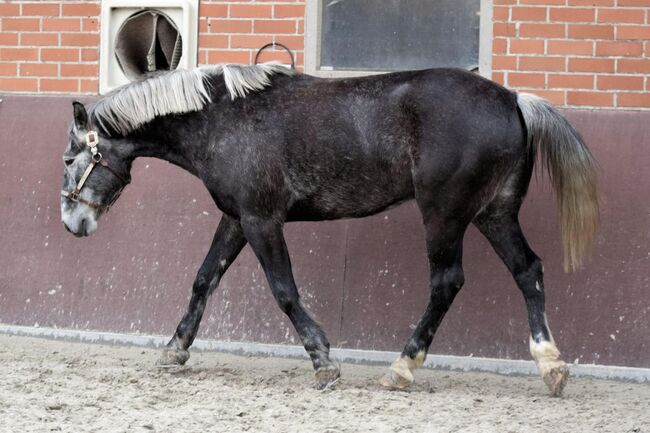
[60,130,131,211]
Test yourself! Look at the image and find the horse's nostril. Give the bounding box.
[63,222,72,233]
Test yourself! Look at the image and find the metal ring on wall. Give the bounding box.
[254,42,295,70]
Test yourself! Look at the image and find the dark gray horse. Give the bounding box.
[61,63,598,396]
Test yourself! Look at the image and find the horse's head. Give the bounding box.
[61,102,132,237]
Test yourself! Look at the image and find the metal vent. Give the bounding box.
[99,0,199,94]
[114,10,183,80]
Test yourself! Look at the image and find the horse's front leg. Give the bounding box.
[158,214,246,366]
[240,215,340,389]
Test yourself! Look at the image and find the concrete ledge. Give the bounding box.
[1,324,648,383]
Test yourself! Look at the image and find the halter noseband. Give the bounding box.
[60,130,131,211]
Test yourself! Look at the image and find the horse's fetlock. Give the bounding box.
[403,340,421,358]
[303,338,316,352]
[303,337,326,355]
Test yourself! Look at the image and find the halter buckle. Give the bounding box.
[92,152,103,162]
[68,191,80,202]
[86,131,99,148]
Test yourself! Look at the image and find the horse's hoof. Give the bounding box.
[380,369,413,390]
[156,347,190,366]
[543,363,569,397]
[315,364,340,390]
[380,352,425,390]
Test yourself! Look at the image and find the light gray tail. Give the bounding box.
[517,92,599,271]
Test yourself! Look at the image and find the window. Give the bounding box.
[305,0,492,78]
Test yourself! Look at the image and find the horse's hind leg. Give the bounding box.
[158,214,247,366]
[474,207,569,397]
[382,213,468,389]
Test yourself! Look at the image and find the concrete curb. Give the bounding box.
[1,324,647,383]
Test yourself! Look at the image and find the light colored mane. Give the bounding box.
[89,63,293,136]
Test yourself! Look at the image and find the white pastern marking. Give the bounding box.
[529,336,566,378]
[389,350,426,383]
[530,338,560,362]
[529,313,567,378]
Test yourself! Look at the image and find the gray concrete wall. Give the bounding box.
[0,95,648,368]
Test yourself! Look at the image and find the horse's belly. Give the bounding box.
[286,180,414,221]
[284,139,415,221]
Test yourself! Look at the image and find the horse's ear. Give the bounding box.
[72,101,88,131]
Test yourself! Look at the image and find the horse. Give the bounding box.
[60,63,598,396]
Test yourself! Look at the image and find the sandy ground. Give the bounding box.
[0,335,647,433]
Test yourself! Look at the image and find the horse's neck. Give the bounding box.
[128,123,201,176]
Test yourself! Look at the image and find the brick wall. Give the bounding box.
[0,1,100,93]
[493,0,650,109]
[0,1,304,95]
[0,0,648,110]
[198,1,304,66]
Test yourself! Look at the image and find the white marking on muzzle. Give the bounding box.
[61,187,99,236]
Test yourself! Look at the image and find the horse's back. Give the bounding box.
[272,72,424,220]
[212,68,526,222]
[292,69,523,220]
[281,67,524,174]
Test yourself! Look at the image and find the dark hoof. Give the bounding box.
[544,363,569,397]
[315,364,340,390]
[156,347,190,366]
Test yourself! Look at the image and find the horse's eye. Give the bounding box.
[64,158,75,166]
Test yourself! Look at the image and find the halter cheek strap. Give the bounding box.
[61,131,131,210]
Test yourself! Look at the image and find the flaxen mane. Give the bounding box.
[89,63,293,136]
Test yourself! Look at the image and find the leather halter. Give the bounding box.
[60,131,131,211]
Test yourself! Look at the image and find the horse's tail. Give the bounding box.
[517,92,599,271]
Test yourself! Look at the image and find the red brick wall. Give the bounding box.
[0,1,304,95]
[0,1,100,93]
[493,0,650,109]
[0,0,648,110]
[197,1,304,66]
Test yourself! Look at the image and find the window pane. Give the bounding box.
[320,0,481,71]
